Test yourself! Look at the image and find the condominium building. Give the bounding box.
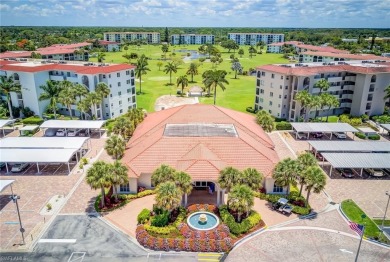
[298,51,390,63]
[228,33,284,46]
[98,40,120,52]
[170,34,214,45]
[0,59,137,119]
[254,60,390,121]
[267,41,348,54]
[104,32,160,44]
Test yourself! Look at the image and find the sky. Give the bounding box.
[0,0,389,28]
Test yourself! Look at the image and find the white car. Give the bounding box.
[333,132,347,139]
[366,168,384,177]
[296,132,307,140]
[11,163,30,173]
[67,129,79,137]
[56,129,66,136]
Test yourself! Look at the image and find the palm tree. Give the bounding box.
[256,110,275,132]
[248,46,256,58]
[227,184,254,222]
[296,153,317,196]
[38,80,61,119]
[314,79,330,94]
[126,108,144,126]
[95,82,110,115]
[108,161,129,201]
[72,83,88,101]
[186,62,199,83]
[384,85,390,107]
[155,181,182,213]
[151,164,176,187]
[272,158,299,194]
[97,52,106,63]
[112,117,134,140]
[311,95,322,119]
[86,161,111,207]
[135,55,150,94]
[174,171,193,205]
[0,76,21,119]
[176,75,189,96]
[157,61,163,71]
[304,166,326,206]
[295,90,313,122]
[218,166,241,192]
[321,93,340,122]
[86,92,102,119]
[105,135,126,160]
[58,88,76,119]
[231,61,243,79]
[202,69,229,105]
[238,48,244,58]
[164,61,178,85]
[241,168,263,191]
[77,99,90,120]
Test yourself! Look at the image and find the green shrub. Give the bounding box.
[137,208,151,224]
[356,132,366,139]
[292,205,311,215]
[144,224,177,235]
[46,203,52,211]
[275,121,292,130]
[368,134,380,140]
[127,194,138,200]
[350,118,362,126]
[138,189,155,197]
[199,58,206,62]
[22,116,44,125]
[246,107,256,114]
[151,211,169,227]
[219,205,261,235]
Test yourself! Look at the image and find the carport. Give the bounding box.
[0,119,15,136]
[18,125,39,136]
[0,148,79,174]
[381,124,390,135]
[321,152,390,177]
[39,120,106,137]
[309,141,390,154]
[291,122,358,139]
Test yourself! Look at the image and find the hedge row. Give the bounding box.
[127,189,155,200]
[136,225,233,252]
[21,116,44,125]
[275,121,292,130]
[219,205,261,235]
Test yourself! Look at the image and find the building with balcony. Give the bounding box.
[104,32,160,44]
[297,51,390,63]
[170,34,214,45]
[228,33,284,46]
[267,41,348,54]
[98,40,120,52]
[0,59,137,119]
[254,60,390,121]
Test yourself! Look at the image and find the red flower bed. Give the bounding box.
[187,204,218,214]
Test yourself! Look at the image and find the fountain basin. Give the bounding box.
[187,211,219,231]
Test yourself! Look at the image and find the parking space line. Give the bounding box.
[67,252,85,262]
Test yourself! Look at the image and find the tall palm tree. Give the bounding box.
[314,79,330,94]
[108,161,129,201]
[202,69,229,105]
[186,62,199,83]
[77,99,90,120]
[151,164,176,187]
[126,108,144,126]
[304,166,326,206]
[72,83,88,101]
[164,61,178,85]
[296,153,317,196]
[95,82,110,116]
[0,76,21,119]
[155,181,182,213]
[218,166,241,192]
[174,171,193,205]
[231,61,242,79]
[321,94,340,122]
[105,135,126,160]
[86,92,102,119]
[248,46,256,58]
[272,158,299,194]
[176,75,188,96]
[384,85,390,107]
[227,184,254,222]
[241,168,263,191]
[58,88,76,119]
[38,80,62,119]
[311,95,322,119]
[112,117,134,140]
[256,110,274,132]
[295,90,313,122]
[97,52,106,63]
[86,161,111,207]
[135,55,150,94]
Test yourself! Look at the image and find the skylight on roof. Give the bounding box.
[164,123,238,137]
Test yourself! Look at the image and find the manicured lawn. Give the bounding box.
[90,44,289,113]
[318,116,339,122]
[340,199,384,240]
[373,219,390,227]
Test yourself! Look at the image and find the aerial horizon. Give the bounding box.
[1,0,389,28]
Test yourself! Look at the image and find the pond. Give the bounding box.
[175,49,208,60]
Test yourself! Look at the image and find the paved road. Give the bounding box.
[0,215,220,262]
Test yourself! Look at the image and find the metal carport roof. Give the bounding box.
[0,119,15,128]
[0,180,15,193]
[309,141,390,153]
[0,137,89,149]
[381,124,390,132]
[291,123,358,133]
[321,153,390,168]
[40,120,105,129]
[0,148,78,163]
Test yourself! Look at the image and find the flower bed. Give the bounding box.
[219,205,262,235]
[187,203,218,214]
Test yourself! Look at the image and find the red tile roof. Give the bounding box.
[301,51,390,61]
[295,43,348,54]
[99,40,119,45]
[0,51,32,59]
[122,104,279,180]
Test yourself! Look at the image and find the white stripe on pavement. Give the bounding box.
[38,239,77,243]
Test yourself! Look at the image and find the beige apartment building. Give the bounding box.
[104,32,160,44]
[254,60,390,121]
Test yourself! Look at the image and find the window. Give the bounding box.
[118,91,121,96]
[279,95,282,98]
[269,101,273,106]
[120,183,130,192]
[111,103,113,107]
[118,82,121,87]
[126,80,130,84]
[132,96,136,103]
[119,101,122,105]
[257,79,260,86]
[280,85,282,89]
[131,79,135,86]
[285,86,288,89]
[132,87,135,94]
[271,74,275,79]
[111,112,114,116]
[260,98,264,103]
[273,184,283,193]
[109,84,112,88]
[105,104,108,107]
[126,70,130,75]
[278,104,281,108]
[127,88,131,93]
[109,74,111,78]
[270,92,273,97]
[268,110,272,114]
[117,73,120,77]
[283,105,286,108]
[106,113,109,117]
[120,109,123,114]
[261,71,265,76]
[110,94,113,98]
[255,97,259,103]
[260,89,264,94]
[281,76,283,79]
[286,76,289,80]
[103,75,106,79]
[284,95,287,99]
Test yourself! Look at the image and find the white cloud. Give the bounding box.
[0,4,10,11]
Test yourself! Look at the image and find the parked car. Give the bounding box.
[0,162,5,169]
[337,168,354,178]
[272,198,293,215]
[45,128,57,137]
[56,129,66,136]
[67,129,80,137]
[296,132,307,140]
[312,132,324,138]
[78,129,88,137]
[11,163,30,173]
[366,168,384,177]
[333,132,347,139]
